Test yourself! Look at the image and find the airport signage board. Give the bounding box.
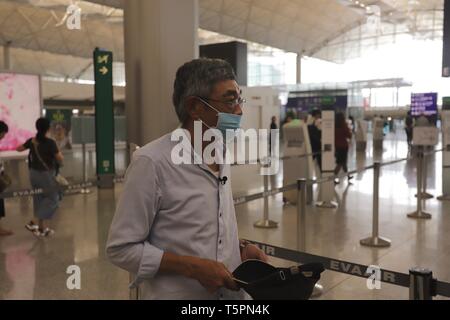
[411,93,438,116]
[413,127,439,146]
[443,97,450,110]
[442,111,450,167]
[94,48,115,179]
[286,95,347,113]
[46,109,73,150]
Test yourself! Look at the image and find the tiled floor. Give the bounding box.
[1,132,449,300]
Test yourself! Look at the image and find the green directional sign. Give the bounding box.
[94,48,115,187]
[443,97,450,110]
[321,96,336,106]
[46,109,73,150]
[46,109,72,124]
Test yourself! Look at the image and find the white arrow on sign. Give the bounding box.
[99,66,108,75]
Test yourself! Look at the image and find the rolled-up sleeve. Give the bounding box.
[106,155,163,287]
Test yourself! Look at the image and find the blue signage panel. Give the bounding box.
[411,93,438,116]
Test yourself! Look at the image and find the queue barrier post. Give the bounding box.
[254,161,278,229]
[415,148,434,200]
[80,142,91,194]
[409,268,435,300]
[408,148,432,219]
[297,178,323,297]
[360,162,391,248]
[316,173,338,209]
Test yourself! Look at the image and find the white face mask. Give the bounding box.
[197,97,242,144]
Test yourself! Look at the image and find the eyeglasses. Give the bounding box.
[198,96,246,111]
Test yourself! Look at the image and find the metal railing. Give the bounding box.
[230,147,445,299]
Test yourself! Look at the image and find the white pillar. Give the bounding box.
[296,53,302,84]
[124,0,199,146]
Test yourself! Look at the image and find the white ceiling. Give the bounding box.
[198,0,365,54]
[0,0,445,81]
[0,0,124,60]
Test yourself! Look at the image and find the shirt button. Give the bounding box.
[219,240,222,244]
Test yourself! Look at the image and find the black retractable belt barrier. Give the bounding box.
[245,239,410,288]
[233,184,297,206]
[0,176,125,200]
[231,152,322,167]
[409,268,435,300]
[243,240,450,299]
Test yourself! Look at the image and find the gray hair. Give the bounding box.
[173,58,236,123]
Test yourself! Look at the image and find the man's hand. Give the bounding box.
[183,256,239,293]
[240,243,268,262]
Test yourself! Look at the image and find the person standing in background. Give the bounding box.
[284,115,293,125]
[270,116,278,131]
[334,112,353,185]
[0,121,12,237]
[416,113,430,127]
[16,118,64,238]
[405,112,413,147]
[348,116,355,133]
[269,116,278,154]
[308,109,322,173]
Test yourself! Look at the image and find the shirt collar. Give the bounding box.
[176,129,226,176]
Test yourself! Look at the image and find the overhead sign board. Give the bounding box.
[413,127,439,146]
[411,93,438,117]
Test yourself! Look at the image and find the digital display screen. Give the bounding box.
[286,95,347,113]
[411,93,438,117]
[0,72,41,151]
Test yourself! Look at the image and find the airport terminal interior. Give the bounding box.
[1,0,450,301]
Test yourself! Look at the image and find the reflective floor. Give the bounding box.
[1,132,449,300]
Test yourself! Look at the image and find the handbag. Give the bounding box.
[0,171,12,192]
[232,260,324,300]
[54,174,69,186]
[32,139,69,187]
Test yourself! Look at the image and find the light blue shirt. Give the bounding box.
[106,130,245,300]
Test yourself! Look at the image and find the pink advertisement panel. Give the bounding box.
[0,73,41,151]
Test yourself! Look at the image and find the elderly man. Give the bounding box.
[107,58,267,300]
